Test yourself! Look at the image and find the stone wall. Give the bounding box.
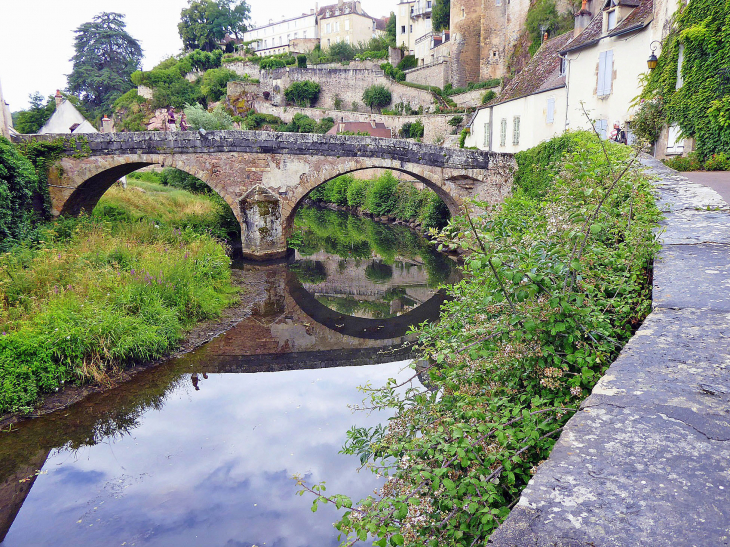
[405,61,450,89]
[226,62,437,112]
[253,100,455,145]
[451,86,500,108]
[450,0,483,87]
[137,85,154,100]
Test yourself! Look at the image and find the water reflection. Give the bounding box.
[289,206,460,321]
[0,210,457,546]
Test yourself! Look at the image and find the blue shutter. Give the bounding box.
[547,98,555,123]
[597,52,606,96]
[603,50,614,96]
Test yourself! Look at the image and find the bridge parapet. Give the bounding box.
[16,131,515,260]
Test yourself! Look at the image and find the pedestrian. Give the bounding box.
[610,120,628,144]
[180,112,189,131]
[167,107,176,132]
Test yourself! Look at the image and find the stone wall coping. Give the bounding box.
[16,131,505,170]
[487,156,730,547]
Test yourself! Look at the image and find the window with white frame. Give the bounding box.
[546,98,555,124]
[559,56,566,76]
[326,23,331,33]
[500,119,507,146]
[676,44,685,89]
[513,116,520,145]
[335,21,340,32]
[597,50,614,97]
[345,19,350,30]
[484,122,491,148]
[666,124,685,155]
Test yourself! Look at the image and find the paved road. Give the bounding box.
[682,171,730,204]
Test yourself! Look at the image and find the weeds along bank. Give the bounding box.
[0,144,239,414]
[299,131,661,546]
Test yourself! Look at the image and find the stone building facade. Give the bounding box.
[0,78,12,139]
[318,0,379,48]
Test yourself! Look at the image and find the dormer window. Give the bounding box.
[604,0,619,31]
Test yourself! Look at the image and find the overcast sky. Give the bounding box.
[0,0,395,112]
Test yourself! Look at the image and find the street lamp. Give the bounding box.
[647,41,661,70]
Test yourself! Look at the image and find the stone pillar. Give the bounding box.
[238,185,288,260]
[101,115,113,134]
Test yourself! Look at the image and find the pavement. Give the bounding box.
[682,171,730,205]
[487,158,730,546]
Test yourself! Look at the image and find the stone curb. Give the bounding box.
[487,156,730,546]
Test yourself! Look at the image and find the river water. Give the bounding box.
[0,206,459,546]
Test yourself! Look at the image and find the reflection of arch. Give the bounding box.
[56,157,240,223]
[283,165,468,238]
[286,271,447,340]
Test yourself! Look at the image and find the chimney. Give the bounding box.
[55,89,63,107]
[574,0,593,38]
[101,114,113,133]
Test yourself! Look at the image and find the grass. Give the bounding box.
[0,180,239,414]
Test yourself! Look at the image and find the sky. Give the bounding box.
[0,0,396,112]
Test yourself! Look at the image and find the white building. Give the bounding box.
[318,1,381,49]
[244,11,319,56]
[466,0,682,155]
[0,78,13,139]
[39,91,97,134]
[395,0,433,64]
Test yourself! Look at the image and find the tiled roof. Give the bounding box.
[560,0,653,53]
[326,121,392,138]
[492,32,573,105]
[374,16,389,31]
[609,0,654,36]
[318,2,372,20]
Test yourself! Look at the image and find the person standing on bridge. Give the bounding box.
[180,112,189,131]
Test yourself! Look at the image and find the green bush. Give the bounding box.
[347,179,369,207]
[663,153,703,171]
[514,131,578,198]
[632,97,665,144]
[482,90,497,104]
[397,55,418,71]
[200,68,240,102]
[183,103,234,131]
[365,172,399,215]
[151,78,202,110]
[159,168,210,193]
[704,152,730,171]
[259,57,287,70]
[0,138,41,249]
[297,54,307,68]
[380,62,405,82]
[363,84,392,111]
[364,260,393,283]
[284,80,321,107]
[329,41,356,62]
[400,119,424,139]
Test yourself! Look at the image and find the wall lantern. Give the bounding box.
[647,41,661,70]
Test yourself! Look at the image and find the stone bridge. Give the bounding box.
[16,131,515,259]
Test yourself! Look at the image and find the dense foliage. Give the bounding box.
[400,120,425,139]
[299,132,660,545]
[386,13,397,44]
[68,12,143,116]
[278,113,334,134]
[284,81,321,107]
[0,177,238,413]
[0,139,41,249]
[397,55,418,72]
[642,0,730,158]
[13,93,56,134]
[183,103,234,130]
[363,85,393,112]
[306,171,450,230]
[431,0,450,33]
[178,0,251,51]
[200,67,241,101]
[525,0,575,56]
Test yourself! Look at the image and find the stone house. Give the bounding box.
[244,12,320,56]
[318,0,380,48]
[465,32,572,152]
[395,0,433,64]
[39,91,98,134]
[466,0,683,156]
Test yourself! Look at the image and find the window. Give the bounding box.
[607,9,617,30]
[547,98,555,124]
[411,6,414,14]
[345,36,350,43]
[462,7,465,17]
[335,21,340,32]
[345,19,350,30]
[595,119,608,139]
[676,44,685,89]
[496,0,502,4]
[327,38,331,46]
[410,24,413,32]
[293,32,298,39]
[326,23,331,33]
[512,116,520,145]
[597,50,614,97]
[500,119,507,147]
[401,25,406,33]
[483,122,491,148]
[559,56,567,76]
[427,1,432,7]
[666,124,685,155]
[303,30,307,38]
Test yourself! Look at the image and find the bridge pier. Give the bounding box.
[15,131,516,260]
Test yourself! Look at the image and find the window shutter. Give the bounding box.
[603,50,614,96]
[484,123,490,148]
[597,52,606,96]
[500,119,507,146]
[676,44,685,89]
[547,98,555,123]
[513,117,520,145]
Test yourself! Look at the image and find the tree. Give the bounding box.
[178,0,251,52]
[68,12,143,116]
[362,84,392,112]
[386,12,397,44]
[13,93,55,134]
[284,81,321,107]
[432,0,450,32]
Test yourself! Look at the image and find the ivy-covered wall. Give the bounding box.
[643,0,730,158]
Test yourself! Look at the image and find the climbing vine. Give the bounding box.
[641,0,730,158]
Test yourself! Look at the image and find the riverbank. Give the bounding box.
[306,131,662,545]
[0,177,240,417]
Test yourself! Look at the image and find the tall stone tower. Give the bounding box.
[449,0,484,88]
